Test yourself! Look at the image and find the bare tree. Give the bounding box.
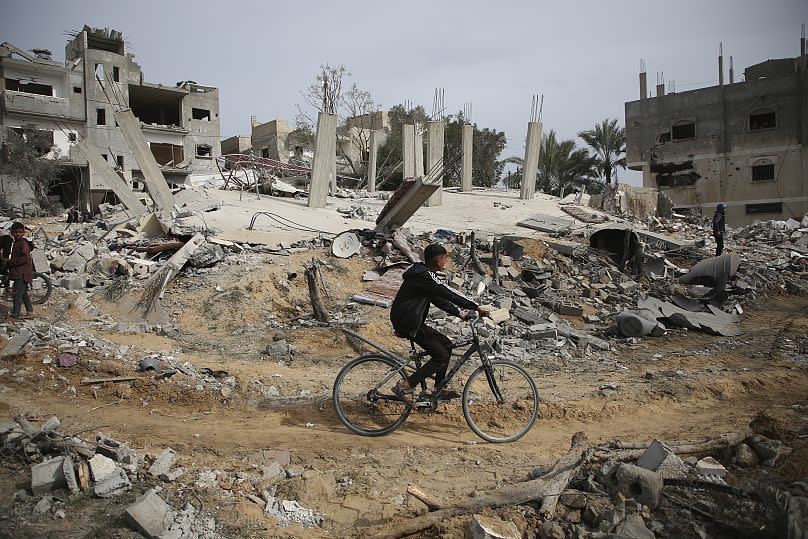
[296,64,349,130]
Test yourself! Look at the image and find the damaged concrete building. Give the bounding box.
[625,39,808,225]
[0,26,221,212]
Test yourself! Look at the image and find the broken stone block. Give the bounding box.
[494,297,513,311]
[148,448,177,477]
[74,243,96,260]
[734,443,759,467]
[125,489,175,539]
[40,416,60,432]
[60,275,87,290]
[96,433,139,472]
[618,280,639,294]
[1,329,33,357]
[31,457,66,495]
[61,253,88,272]
[537,520,565,539]
[488,308,510,323]
[747,434,782,466]
[265,340,290,357]
[468,513,520,539]
[528,323,557,340]
[89,454,119,482]
[32,249,50,274]
[93,467,131,497]
[62,454,80,493]
[637,440,687,479]
[614,463,663,508]
[559,492,587,509]
[615,514,654,539]
[261,462,285,484]
[556,302,583,316]
[695,456,727,477]
[159,467,184,482]
[33,495,53,514]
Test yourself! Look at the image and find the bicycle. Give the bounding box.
[333,317,540,443]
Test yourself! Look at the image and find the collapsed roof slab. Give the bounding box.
[75,139,147,216]
[114,109,176,212]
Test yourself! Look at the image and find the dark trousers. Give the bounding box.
[407,325,453,389]
[714,233,724,257]
[12,279,32,316]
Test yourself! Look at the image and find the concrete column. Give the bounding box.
[639,72,647,100]
[308,112,337,208]
[414,130,425,178]
[519,121,543,200]
[424,121,445,207]
[367,130,378,192]
[656,83,665,97]
[402,124,415,180]
[460,124,473,192]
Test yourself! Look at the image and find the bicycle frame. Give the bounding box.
[340,318,492,402]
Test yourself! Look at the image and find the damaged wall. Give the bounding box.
[625,54,808,225]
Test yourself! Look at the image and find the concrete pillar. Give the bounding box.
[424,121,445,207]
[519,121,543,200]
[308,112,337,208]
[76,140,146,215]
[414,130,425,178]
[639,72,647,100]
[460,124,473,192]
[367,130,378,192]
[402,124,415,180]
[113,109,175,212]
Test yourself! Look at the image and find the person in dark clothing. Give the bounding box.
[712,203,727,256]
[7,222,33,318]
[389,243,490,400]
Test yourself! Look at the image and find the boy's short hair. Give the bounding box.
[423,243,447,263]
[10,222,25,232]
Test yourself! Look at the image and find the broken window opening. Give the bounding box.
[746,202,782,215]
[95,63,105,80]
[73,86,82,94]
[96,108,106,126]
[192,108,211,121]
[68,133,77,142]
[751,159,775,181]
[260,148,270,158]
[128,84,181,127]
[196,144,213,158]
[150,143,183,166]
[657,132,671,144]
[112,66,120,82]
[116,155,124,168]
[4,78,53,96]
[671,121,695,141]
[749,110,776,131]
[101,154,108,162]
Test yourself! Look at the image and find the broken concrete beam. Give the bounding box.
[695,456,727,478]
[308,112,338,208]
[375,177,440,231]
[555,302,583,316]
[113,109,175,212]
[148,448,177,477]
[75,140,147,216]
[31,456,66,495]
[60,275,87,290]
[126,489,175,539]
[528,323,557,340]
[1,329,33,357]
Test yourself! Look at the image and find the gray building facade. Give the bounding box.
[1,25,220,212]
[625,43,808,226]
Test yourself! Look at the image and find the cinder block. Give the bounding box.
[488,308,510,323]
[148,448,177,477]
[125,489,175,539]
[31,457,66,495]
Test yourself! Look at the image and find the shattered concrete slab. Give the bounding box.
[517,212,575,234]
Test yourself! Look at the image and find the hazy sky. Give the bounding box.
[2,0,803,185]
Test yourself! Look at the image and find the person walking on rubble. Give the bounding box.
[712,203,727,256]
[7,222,34,319]
[389,243,490,401]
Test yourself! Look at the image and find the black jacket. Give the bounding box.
[390,263,478,337]
[712,212,725,235]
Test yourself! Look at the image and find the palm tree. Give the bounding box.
[551,141,598,198]
[578,118,626,185]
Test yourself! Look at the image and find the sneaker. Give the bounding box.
[434,388,461,400]
[392,381,415,403]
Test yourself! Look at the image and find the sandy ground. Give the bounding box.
[0,239,806,537]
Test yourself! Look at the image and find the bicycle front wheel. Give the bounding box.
[333,354,412,437]
[462,360,539,443]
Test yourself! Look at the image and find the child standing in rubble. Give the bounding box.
[7,222,34,319]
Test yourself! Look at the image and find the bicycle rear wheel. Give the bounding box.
[31,272,52,305]
[462,360,539,443]
[333,354,412,436]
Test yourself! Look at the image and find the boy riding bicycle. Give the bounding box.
[389,243,490,401]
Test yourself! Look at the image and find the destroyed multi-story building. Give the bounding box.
[0,25,221,212]
[625,38,808,225]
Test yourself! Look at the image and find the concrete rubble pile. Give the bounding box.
[1,412,325,535]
